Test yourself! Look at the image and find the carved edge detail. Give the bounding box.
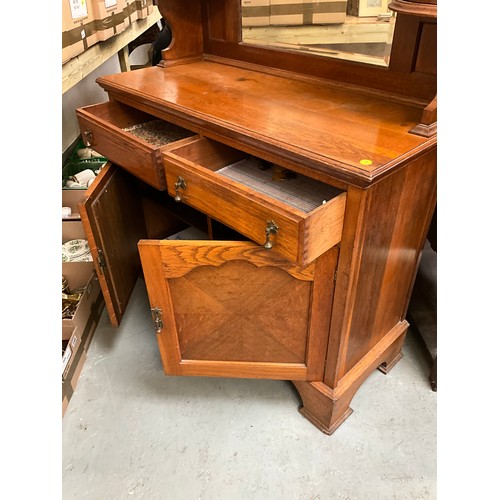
[410,122,437,138]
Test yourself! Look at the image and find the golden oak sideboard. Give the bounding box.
[76,0,437,434]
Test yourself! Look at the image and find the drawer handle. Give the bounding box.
[174,176,187,202]
[264,220,279,249]
[82,130,93,147]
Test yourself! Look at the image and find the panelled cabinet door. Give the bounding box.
[79,164,147,327]
[138,240,339,381]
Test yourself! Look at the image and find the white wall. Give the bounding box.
[62,56,122,154]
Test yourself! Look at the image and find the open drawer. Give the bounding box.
[76,100,198,190]
[163,137,346,265]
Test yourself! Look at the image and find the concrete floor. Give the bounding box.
[62,272,437,499]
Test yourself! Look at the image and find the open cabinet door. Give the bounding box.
[139,240,339,381]
[79,164,147,327]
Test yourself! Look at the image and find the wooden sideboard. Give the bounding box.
[76,0,437,434]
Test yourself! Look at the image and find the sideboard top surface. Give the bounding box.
[97,59,433,185]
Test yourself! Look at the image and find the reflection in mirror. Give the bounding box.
[241,1,396,67]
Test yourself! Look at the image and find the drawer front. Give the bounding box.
[166,159,302,263]
[76,101,197,190]
[164,138,346,265]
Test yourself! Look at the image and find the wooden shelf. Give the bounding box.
[62,9,162,94]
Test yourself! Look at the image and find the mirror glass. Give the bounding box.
[241,1,396,67]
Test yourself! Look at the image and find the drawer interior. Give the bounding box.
[167,137,343,214]
[88,100,195,147]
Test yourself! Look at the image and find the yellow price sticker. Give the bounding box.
[359,159,372,166]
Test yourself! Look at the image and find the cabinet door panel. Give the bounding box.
[138,240,338,380]
[79,164,147,326]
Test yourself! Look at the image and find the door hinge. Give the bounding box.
[97,248,106,272]
[334,269,338,282]
[151,307,163,333]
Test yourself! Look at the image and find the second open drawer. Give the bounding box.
[76,100,198,190]
[163,137,346,266]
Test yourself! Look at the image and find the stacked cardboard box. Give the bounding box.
[347,0,389,18]
[134,0,155,20]
[270,0,347,26]
[62,0,100,63]
[62,191,104,415]
[62,270,103,415]
[241,0,270,27]
[125,0,140,24]
[92,0,131,42]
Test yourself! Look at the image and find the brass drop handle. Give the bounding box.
[83,130,93,147]
[174,176,187,202]
[264,220,279,249]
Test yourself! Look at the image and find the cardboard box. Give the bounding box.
[124,0,139,24]
[62,329,81,380]
[133,0,154,19]
[62,0,100,63]
[241,0,270,27]
[61,269,104,416]
[62,324,75,341]
[92,0,131,42]
[62,271,104,356]
[62,264,101,333]
[146,0,155,16]
[62,348,88,416]
[347,0,389,18]
[270,0,346,26]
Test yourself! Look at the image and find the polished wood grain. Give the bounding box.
[171,260,310,363]
[155,1,204,66]
[79,164,147,327]
[76,100,197,190]
[156,0,437,127]
[97,61,432,188]
[324,148,436,386]
[148,240,316,280]
[294,321,407,434]
[163,137,346,265]
[178,0,437,102]
[138,240,339,380]
[411,95,437,137]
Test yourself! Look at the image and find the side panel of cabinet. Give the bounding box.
[138,240,338,381]
[324,148,437,386]
[79,164,147,327]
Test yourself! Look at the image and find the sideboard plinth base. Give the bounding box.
[293,321,408,434]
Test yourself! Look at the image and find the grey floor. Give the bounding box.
[62,255,437,500]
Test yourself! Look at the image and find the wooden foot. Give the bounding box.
[293,380,354,435]
[377,352,404,374]
[293,322,408,434]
